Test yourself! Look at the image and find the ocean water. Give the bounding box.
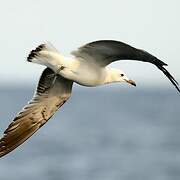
[0,86,179,180]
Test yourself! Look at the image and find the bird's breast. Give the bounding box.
[72,62,106,87]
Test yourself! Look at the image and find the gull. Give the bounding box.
[0,40,179,158]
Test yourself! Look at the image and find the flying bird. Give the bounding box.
[0,40,179,158]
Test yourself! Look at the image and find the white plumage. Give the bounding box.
[0,40,179,158]
[28,43,135,87]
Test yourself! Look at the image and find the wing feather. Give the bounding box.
[0,68,73,158]
[72,40,179,92]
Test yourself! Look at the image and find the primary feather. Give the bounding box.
[0,68,73,157]
[72,40,179,92]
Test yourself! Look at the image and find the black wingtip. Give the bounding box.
[138,49,179,93]
[156,64,180,94]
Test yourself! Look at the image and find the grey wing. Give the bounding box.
[72,40,179,92]
[0,68,73,158]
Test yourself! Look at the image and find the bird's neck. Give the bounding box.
[104,68,121,84]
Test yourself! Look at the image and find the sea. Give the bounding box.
[0,85,179,180]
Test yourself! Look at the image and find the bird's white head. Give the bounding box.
[106,68,136,86]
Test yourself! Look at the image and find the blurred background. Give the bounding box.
[0,0,180,180]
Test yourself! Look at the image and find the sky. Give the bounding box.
[0,0,179,88]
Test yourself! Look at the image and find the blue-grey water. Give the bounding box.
[0,86,179,180]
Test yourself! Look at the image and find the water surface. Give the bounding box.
[0,86,179,180]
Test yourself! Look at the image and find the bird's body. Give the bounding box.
[29,45,127,87]
[0,40,179,158]
[58,57,107,86]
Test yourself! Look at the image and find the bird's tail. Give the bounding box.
[27,42,63,71]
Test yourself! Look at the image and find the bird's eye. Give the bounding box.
[120,74,124,77]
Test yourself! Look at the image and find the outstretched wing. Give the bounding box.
[72,40,179,92]
[0,68,73,158]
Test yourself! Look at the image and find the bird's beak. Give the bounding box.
[125,79,136,86]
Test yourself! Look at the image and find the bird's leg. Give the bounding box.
[56,65,65,74]
[51,65,65,87]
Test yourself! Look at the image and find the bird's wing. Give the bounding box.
[72,40,179,92]
[0,68,73,158]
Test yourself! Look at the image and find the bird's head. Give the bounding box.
[107,68,136,86]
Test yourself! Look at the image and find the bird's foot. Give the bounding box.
[49,65,66,87]
[56,65,65,74]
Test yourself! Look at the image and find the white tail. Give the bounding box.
[27,42,64,71]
